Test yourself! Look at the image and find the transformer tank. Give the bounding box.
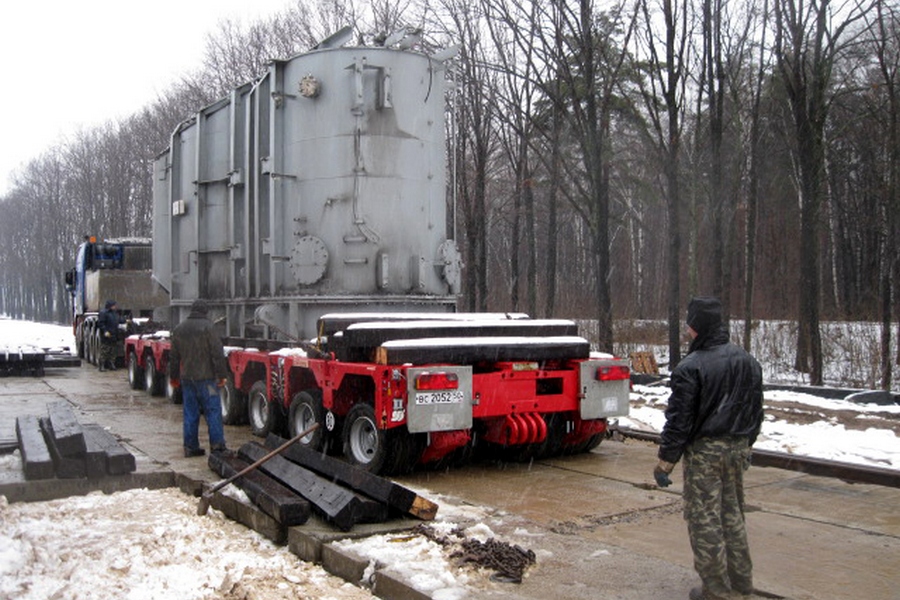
[153,41,462,340]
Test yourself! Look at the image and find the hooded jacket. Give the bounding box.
[97,301,120,337]
[169,307,228,382]
[658,325,764,464]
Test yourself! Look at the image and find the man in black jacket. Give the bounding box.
[97,299,121,371]
[654,297,764,600]
[169,300,230,458]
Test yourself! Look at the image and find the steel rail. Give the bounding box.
[611,425,900,489]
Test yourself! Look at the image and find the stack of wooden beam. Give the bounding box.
[14,401,136,480]
[207,434,439,531]
[0,346,46,377]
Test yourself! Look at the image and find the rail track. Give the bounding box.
[611,425,900,488]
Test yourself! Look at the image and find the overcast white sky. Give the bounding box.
[0,0,294,196]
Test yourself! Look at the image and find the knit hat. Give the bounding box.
[105,299,117,309]
[686,296,722,337]
[189,299,209,317]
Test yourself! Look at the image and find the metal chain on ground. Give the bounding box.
[450,537,536,584]
[412,524,536,584]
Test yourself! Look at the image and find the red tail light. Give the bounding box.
[415,371,460,390]
[596,365,630,381]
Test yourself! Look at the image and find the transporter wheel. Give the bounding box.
[248,380,284,437]
[383,429,425,475]
[127,354,143,390]
[221,378,246,425]
[144,358,163,396]
[579,433,605,453]
[86,330,97,365]
[533,413,566,460]
[166,378,182,404]
[288,390,325,451]
[563,432,605,455]
[342,403,388,474]
[90,327,101,365]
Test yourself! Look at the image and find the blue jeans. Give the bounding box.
[182,379,226,450]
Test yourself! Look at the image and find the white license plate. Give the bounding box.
[415,390,464,405]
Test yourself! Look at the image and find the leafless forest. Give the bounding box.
[0,0,898,387]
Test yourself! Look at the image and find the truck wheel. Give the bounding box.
[127,354,144,390]
[342,403,387,473]
[166,378,182,404]
[288,391,325,451]
[248,380,284,437]
[221,378,246,425]
[89,326,100,366]
[86,329,97,365]
[144,358,163,396]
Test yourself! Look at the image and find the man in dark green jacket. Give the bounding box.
[654,297,764,600]
[169,300,230,458]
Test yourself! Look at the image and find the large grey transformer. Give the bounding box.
[153,35,462,340]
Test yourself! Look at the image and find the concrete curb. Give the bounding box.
[0,469,175,503]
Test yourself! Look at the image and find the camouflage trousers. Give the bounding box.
[98,339,117,369]
[682,436,754,597]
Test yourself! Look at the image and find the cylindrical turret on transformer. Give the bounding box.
[152,36,462,341]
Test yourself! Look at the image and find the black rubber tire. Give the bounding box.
[533,413,566,460]
[166,378,182,405]
[144,358,163,396]
[564,432,604,455]
[86,328,98,365]
[288,390,326,451]
[342,403,388,474]
[221,378,246,425]
[248,380,284,437]
[127,354,144,390]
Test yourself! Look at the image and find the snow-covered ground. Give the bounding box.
[1,316,898,599]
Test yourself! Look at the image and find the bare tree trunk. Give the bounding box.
[871,0,899,389]
[743,0,769,352]
[544,102,562,318]
[774,0,867,385]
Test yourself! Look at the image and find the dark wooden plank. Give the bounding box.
[47,401,86,456]
[374,336,591,365]
[81,425,108,479]
[265,433,438,520]
[82,423,136,476]
[40,417,85,479]
[343,319,578,350]
[208,451,312,526]
[15,415,54,480]
[337,320,581,362]
[239,442,389,531]
[317,312,530,337]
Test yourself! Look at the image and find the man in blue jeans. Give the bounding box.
[168,300,230,458]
